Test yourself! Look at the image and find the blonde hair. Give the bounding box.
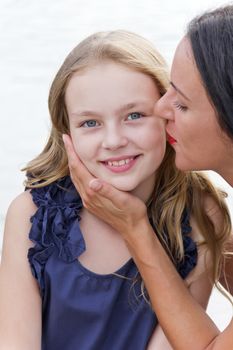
[23,30,231,293]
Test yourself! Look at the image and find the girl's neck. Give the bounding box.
[79,207,131,275]
[130,172,156,203]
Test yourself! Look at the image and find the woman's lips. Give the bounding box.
[167,134,177,145]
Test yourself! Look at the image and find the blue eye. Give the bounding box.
[82,120,99,128]
[127,112,142,120]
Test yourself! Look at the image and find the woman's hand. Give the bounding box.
[62,134,148,240]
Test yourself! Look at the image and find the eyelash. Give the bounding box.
[173,101,187,112]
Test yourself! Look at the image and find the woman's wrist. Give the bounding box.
[123,216,161,266]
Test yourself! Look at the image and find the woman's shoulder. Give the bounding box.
[203,194,227,231]
[187,193,231,285]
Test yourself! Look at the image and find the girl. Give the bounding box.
[0,30,231,350]
[63,5,233,350]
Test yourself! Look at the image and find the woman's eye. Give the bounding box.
[173,101,187,112]
[127,112,142,120]
[81,120,99,128]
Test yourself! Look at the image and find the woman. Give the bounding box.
[63,5,233,350]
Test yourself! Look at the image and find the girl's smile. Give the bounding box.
[100,154,141,173]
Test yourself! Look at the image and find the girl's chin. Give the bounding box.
[101,177,136,192]
[84,167,138,191]
[107,182,135,192]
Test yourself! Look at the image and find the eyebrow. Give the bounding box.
[170,81,191,101]
[71,102,147,117]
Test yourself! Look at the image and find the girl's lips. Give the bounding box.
[167,134,177,145]
[101,155,140,173]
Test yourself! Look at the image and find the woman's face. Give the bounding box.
[65,61,166,202]
[155,37,233,176]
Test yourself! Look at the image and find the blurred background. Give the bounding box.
[0,0,232,330]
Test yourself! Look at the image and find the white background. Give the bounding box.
[0,0,232,330]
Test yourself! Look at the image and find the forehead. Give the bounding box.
[171,38,197,80]
[65,61,162,117]
[68,61,150,84]
[65,61,161,100]
[171,38,207,100]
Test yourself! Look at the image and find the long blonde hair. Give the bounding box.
[23,30,231,290]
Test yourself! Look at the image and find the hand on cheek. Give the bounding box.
[62,134,147,236]
[62,133,95,197]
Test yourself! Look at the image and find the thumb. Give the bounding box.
[63,133,94,183]
[89,179,104,191]
[62,134,77,164]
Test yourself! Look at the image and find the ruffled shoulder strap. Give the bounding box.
[176,209,197,278]
[28,176,85,295]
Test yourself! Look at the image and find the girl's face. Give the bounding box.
[65,61,166,202]
[155,37,233,175]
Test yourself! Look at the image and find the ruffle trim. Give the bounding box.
[28,176,197,295]
[28,176,84,295]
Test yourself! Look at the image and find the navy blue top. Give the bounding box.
[28,176,197,350]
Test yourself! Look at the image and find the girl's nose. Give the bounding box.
[154,92,174,121]
[102,126,128,150]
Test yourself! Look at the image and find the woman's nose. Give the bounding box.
[154,92,174,121]
[102,126,128,150]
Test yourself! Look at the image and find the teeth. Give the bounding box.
[107,158,133,167]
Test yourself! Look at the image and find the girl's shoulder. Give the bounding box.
[2,191,38,266]
[1,191,42,349]
[5,176,81,229]
[2,176,83,266]
[5,190,38,234]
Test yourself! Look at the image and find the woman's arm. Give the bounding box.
[63,134,233,350]
[147,236,216,349]
[0,191,42,350]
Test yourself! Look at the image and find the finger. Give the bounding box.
[62,134,80,169]
[63,134,93,182]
